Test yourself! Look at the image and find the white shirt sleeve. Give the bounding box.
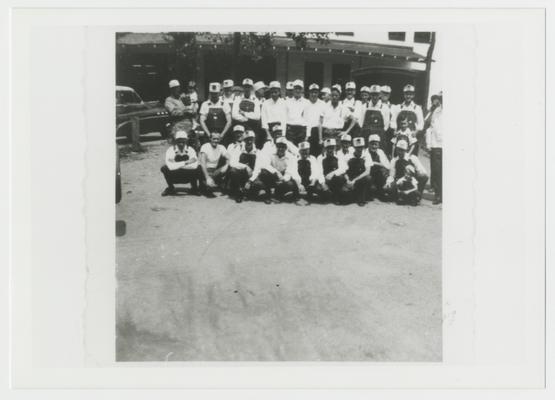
[232,98,248,122]
[415,105,424,131]
[199,101,209,116]
[165,147,186,171]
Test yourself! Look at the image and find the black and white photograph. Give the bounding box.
[115,31,443,362]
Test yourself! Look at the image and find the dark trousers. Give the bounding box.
[227,167,250,196]
[301,179,325,201]
[251,169,299,201]
[341,175,371,203]
[397,189,422,205]
[385,173,428,201]
[430,147,442,199]
[324,174,346,200]
[286,124,307,146]
[370,165,388,196]
[308,127,322,156]
[161,165,200,189]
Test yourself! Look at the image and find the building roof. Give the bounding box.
[116,32,174,46]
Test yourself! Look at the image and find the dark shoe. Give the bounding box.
[161,187,176,196]
[432,196,442,205]
[189,187,201,196]
[235,195,243,203]
[357,201,366,207]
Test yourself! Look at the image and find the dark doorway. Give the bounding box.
[331,63,351,86]
[305,61,324,88]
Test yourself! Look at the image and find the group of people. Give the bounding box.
[161,78,443,205]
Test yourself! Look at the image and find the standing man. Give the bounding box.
[221,79,235,108]
[285,81,294,100]
[285,79,309,146]
[304,83,326,157]
[380,85,394,156]
[391,84,424,155]
[342,81,362,136]
[164,79,199,136]
[380,85,392,108]
[321,85,353,141]
[358,84,390,145]
[232,78,262,146]
[385,140,428,199]
[320,87,331,103]
[247,137,300,204]
[425,92,443,204]
[199,82,232,145]
[296,141,324,201]
[261,81,287,147]
[160,131,201,196]
[198,132,229,197]
[253,81,267,103]
[367,134,390,199]
[228,130,258,203]
[343,137,373,206]
[317,138,348,203]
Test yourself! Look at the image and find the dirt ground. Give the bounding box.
[116,139,442,362]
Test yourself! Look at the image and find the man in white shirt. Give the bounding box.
[164,79,199,137]
[342,81,362,137]
[228,130,258,203]
[358,84,390,145]
[380,85,392,109]
[160,131,201,196]
[317,138,348,203]
[304,83,326,156]
[336,133,354,166]
[220,79,235,108]
[253,81,267,104]
[199,132,229,197]
[367,134,390,199]
[321,85,353,141]
[232,78,262,147]
[261,81,287,144]
[425,92,443,204]
[343,137,373,206]
[320,87,331,103]
[296,141,324,201]
[385,140,428,200]
[390,84,424,155]
[285,79,309,146]
[247,137,300,204]
[285,81,294,100]
[199,82,232,143]
[380,85,394,156]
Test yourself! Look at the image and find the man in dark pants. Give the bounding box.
[384,140,428,201]
[425,92,443,204]
[296,141,325,202]
[316,138,348,204]
[160,131,201,196]
[247,137,299,204]
[199,82,232,145]
[228,130,258,203]
[343,137,372,206]
[367,134,390,199]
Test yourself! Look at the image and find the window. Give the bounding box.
[304,61,324,88]
[414,32,433,43]
[388,32,406,41]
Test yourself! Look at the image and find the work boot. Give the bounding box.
[161,187,176,196]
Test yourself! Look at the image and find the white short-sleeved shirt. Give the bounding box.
[304,99,326,130]
[200,143,227,169]
[322,102,350,129]
[199,99,231,116]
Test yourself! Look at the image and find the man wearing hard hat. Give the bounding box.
[199,82,232,144]
[160,130,201,196]
[384,139,428,201]
[390,84,424,155]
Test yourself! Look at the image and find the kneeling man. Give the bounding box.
[297,141,324,201]
[228,130,258,202]
[343,137,373,206]
[199,132,229,197]
[160,130,201,196]
[247,137,299,204]
[317,138,348,203]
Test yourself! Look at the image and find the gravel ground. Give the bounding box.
[116,140,442,362]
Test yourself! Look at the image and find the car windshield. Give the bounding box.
[116,89,142,105]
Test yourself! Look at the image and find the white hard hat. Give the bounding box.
[169,79,180,88]
[293,79,304,88]
[380,85,391,93]
[403,84,415,93]
[298,141,310,150]
[308,83,320,91]
[285,81,294,90]
[320,87,331,95]
[331,84,342,93]
[396,140,409,150]
[275,137,288,145]
[209,82,221,92]
[175,130,188,140]
[242,78,254,86]
[244,130,256,139]
[269,81,281,89]
[340,134,352,142]
[345,81,356,90]
[369,84,381,93]
[368,134,381,143]
[360,86,371,93]
[353,137,365,147]
[253,81,267,92]
[233,125,245,132]
[324,138,337,147]
[222,79,234,88]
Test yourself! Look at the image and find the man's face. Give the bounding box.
[270,88,280,100]
[370,93,380,103]
[346,88,355,98]
[285,89,293,97]
[171,87,181,97]
[321,92,331,102]
[233,89,243,97]
[176,139,186,150]
[293,86,303,98]
[400,119,409,130]
[299,149,309,159]
[233,130,243,142]
[245,138,254,150]
[181,119,193,132]
[276,144,287,156]
[243,86,252,96]
[331,91,340,103]
[360,92,370,102]
[354,147,363,157]
[404,92,415,102]
[209,92,219,102]
[255,89,265,98]
[210,134,221,146]
[396,148,406,158]
[223,88,232,97]
[325,146,335,156]
[432,98,441,108]
[370,141,379,152]
[309,90,318,101]
[341,141,350,151]
[381,92,390,102]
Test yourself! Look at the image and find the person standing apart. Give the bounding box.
[260,81,287,147]
[425,92,443,204]
[304,83,326,157]
[199,82,232,146]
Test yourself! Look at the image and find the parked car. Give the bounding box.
[116,85,170,139]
